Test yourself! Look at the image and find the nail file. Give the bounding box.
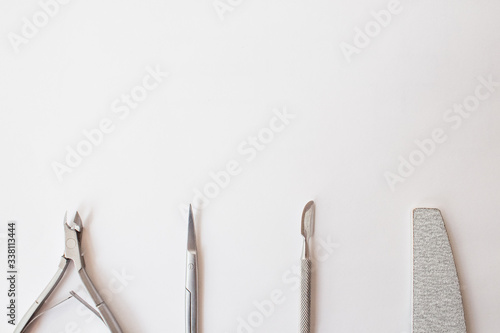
[412,208,467,333]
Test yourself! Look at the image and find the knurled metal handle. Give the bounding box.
[300,258,312,333]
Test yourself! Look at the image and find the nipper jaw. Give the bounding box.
[63,211,85,271]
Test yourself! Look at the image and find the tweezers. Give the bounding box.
[186,205,198,333]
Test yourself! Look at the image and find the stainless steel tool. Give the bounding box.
[412,208,467,333]
[186,205,198,333]
[14,212,123,333]
[300,200,315,333]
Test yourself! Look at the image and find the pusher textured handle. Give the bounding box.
[300,258,312,333]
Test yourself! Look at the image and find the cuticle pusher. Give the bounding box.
[300,200,315,333]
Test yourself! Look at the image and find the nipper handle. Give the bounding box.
[79,268,123,333]
[14,257,69,333]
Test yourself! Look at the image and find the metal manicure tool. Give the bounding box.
[186,205,199,333]
[300,200,315,333]
[14,212,123,333]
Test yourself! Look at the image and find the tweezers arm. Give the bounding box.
[78,268,123,333]
[300,258,312,333]
[185,251,198,333]
[14,257,70,333]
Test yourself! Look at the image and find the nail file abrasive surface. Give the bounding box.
[413,208,467,333]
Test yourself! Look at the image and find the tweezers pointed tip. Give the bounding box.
[188,205,195,226]
[187,204,197,252]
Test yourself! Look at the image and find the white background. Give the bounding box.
[1,0,499,332]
